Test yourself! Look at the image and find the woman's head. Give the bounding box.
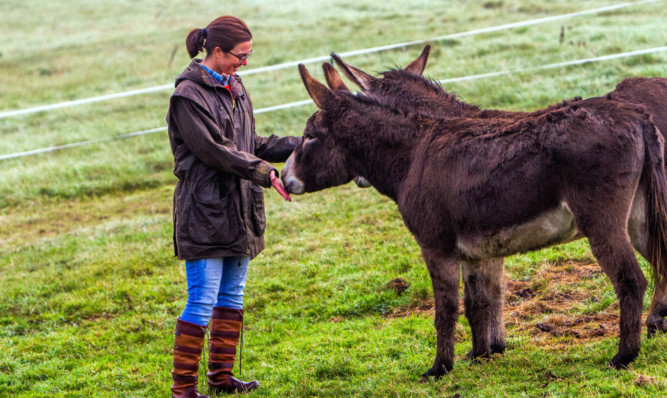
[186,16,253,75]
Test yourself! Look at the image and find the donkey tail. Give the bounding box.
[642,115,667,287]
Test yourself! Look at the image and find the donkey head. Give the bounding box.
[281,65,359,195]
[319,63,373,188]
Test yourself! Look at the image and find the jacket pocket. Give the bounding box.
[188,191,240,246]
[250,185,266,236]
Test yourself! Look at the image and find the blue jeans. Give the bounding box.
[180,257,250,326]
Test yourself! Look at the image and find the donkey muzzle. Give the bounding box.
[281,154,306,195]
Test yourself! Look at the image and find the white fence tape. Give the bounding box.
[2,45,665,162]
[0,127,168,161]
[438,46,667,84]
[0,0,659,120]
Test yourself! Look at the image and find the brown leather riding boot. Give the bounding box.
[171,319,209,398]
[207,307,260,393]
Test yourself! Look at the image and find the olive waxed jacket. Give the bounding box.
[167,59,301,260]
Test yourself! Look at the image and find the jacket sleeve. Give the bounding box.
[254,133,303,163]
[250,106,302,163]
[170,96,276,188]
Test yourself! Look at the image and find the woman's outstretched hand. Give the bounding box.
[270,170,291,202]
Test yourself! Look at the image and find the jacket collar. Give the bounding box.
[175,59,244,100]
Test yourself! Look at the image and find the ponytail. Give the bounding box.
[185,28,206,59]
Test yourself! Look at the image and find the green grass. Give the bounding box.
[2,0,667,396]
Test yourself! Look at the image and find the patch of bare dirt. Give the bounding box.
[387,278,409,295]
[389,302,435,319]
[388,260,631,346]
[506,260,622,346]
[635,374,658,386]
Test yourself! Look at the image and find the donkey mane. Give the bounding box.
[336,77,589,146]
[377,69,481,113]
[380,69,455,100]
[379,68,593,121]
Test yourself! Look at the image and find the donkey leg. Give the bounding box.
[647,281,667,337]
[630,236,667,337]
[629,231,667,337]
[420,248,460,381]
[487,258,507,355]
[628,193,667,337]
[462,258,506,360]
[586,231,647,369]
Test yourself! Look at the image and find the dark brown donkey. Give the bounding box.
[282,64,667,380]
[328,48,667,340]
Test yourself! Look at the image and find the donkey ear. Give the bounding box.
[322,63,350,92]
[330,53,375,92]
[404,44,431,76]
[299,64,336,110]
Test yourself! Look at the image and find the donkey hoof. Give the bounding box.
[466,343,504,360]
[420,368,441,382]
[465,349,490,362]
[646,316,667,338]
[420,364,451,382]
[490,342,506,355]
[609,353,637,370]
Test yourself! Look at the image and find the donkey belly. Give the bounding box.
[456,203,580,260]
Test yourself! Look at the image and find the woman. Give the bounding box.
[166,16,300,397]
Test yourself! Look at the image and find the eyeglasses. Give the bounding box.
[226,49,254,61]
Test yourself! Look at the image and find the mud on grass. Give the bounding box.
[389,260,633,346]
[506,260,621,346]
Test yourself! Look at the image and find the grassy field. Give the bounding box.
[2,0,667,396]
